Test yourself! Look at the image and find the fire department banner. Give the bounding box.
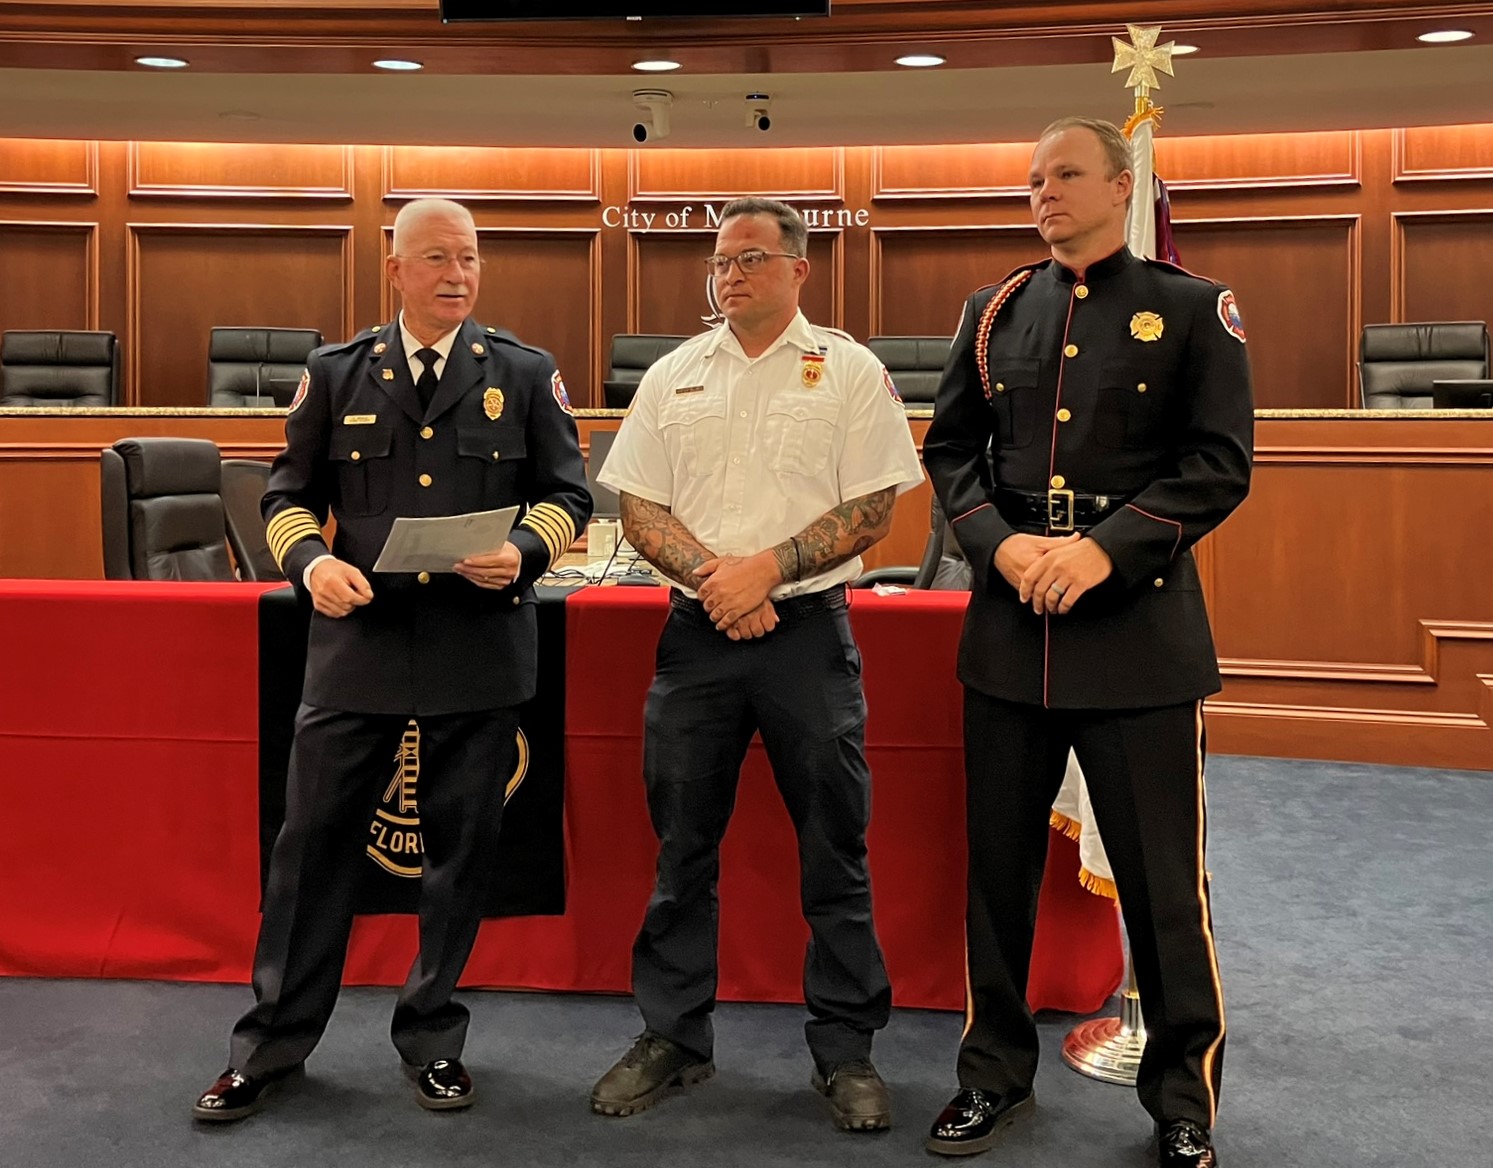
[257,586,566,916]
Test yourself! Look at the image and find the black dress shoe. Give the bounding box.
[925,1086,1035,1156]
[1157,1119,1218,1167]
[191,1064,302,1122]
[403,1058,474,1111]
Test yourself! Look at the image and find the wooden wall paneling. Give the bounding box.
[0,222,98,340]
[1170,216,1359,409]
[378,226,601,407]
[0,138,98,195]
[127,224,353,407]
[871,143,1034,199]
[382,145,602,201]
[868,225,1045,337]
[127,142,355,199]
[626,228,842,337]
[1391,210,1493,327]
[1392,125,1493,183]
[1156,130,1360,190]
[629,147,844,202]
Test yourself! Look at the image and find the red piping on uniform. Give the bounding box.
[1125,502,1183,560]
[951,502,992,524]
[1042,284,1081,710]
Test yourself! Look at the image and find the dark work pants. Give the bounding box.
[230,703,519,1075]
[631,597,892,1071]
[959,691,1226,1129]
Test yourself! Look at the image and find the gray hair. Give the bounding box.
[718,197,808,257]
[392,198,476,253]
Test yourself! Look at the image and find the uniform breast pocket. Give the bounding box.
[658,393,727,476]
[329,427,392,518]
[457,427,527,506]
[989,358,1041,449]
[765,394,841,475]
[1096,361,1168,449]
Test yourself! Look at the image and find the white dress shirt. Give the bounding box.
[598,311,924,599]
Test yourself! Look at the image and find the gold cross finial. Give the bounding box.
[1111,24,1175,94]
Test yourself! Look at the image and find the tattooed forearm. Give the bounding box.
[770,487,896,582]
[619,492,717,588]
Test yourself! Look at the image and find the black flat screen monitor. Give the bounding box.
[266,376,303,408]
[1431,379,1493,409]
[441,2,829,19]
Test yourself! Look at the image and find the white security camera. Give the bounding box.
[745,92,771,132]
[632,89,672,143]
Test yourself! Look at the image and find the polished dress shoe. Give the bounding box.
[1157,1119,1218,1167]
[591,1032,715,1117]
[925,1086,1035,1156]
[403,1058,474,1111]
[191,1064,302,1122]
[811,1058,891,1132]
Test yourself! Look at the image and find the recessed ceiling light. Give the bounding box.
[1172,44,1200,56]
[632,59,681,72]
[373,58,424,71]
[896,54,946,68]
[1417,30,1474,44]
[135,56,188,69]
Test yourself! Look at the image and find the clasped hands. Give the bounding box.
[995,532,1114,615]
[308,541,522,619]
[695,551,781,641]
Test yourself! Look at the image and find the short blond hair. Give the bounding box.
[1038,117,1133,181]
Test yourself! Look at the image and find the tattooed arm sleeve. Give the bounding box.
[619,491,719,589]
[768,486,897,584]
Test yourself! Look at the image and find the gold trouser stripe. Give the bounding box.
[961,935,976,1040]
[1194,700,1228,1126]
[265,507,325,569]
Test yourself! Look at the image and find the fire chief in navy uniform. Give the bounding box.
[921,119,1253,1168]
[193,198,591,1121]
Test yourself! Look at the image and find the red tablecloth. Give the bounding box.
[0,580,1120,1013]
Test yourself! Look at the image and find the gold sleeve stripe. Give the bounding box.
[522,507,569,551]
[265,508,326,569]
[529,502,577,549]
[519,513,565,565]
[519,503,577,567]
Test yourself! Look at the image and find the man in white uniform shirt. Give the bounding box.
[592,198,923,1132]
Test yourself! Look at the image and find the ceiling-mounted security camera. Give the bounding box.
[745,92,771,132]
[632,89,673,143]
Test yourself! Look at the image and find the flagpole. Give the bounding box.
[1061,22,1179,1089]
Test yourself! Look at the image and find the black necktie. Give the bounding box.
[415,347,441,412]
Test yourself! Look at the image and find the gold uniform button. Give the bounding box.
[1154,577,1165,588]
[417,571,431,585]
[349,450,361,461]
[420,426,434,440]
[1074,285,1089,300]
[491,451,501,461]
[1050,474,1066,489]
[512,596,521,606]
[1057,408,1072,422]
[1063,343,1079,358]
[418,473,432,487]
[1137,382,1148,393]
[995,381,1006,394]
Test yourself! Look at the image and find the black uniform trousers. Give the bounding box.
[231,702,519,1076]
[959,690,1226,1129]
[631,592,893,1072]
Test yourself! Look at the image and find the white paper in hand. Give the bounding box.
[372,506,519,573]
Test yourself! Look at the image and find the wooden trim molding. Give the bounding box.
[0,218,101,330]
[0,140,98,196]
[626,148,846,204]
[379,146,603,202]
[1390,128,1493,184]
[1389,207,1493,321]
[126,142,356,199]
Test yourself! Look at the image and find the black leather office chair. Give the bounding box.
[0,330,120,407]
[221,459,286,582]
[854,495,971,591]
[866,336,953,407]
[603,334,688,409]
[207,327,323,408]
[100,437,235,581]
[1358,322,1490,410]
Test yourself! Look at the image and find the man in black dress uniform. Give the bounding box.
[921,118,1253,1168]
[192,197,590,1121]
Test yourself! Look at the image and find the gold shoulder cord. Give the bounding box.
[975,270,1035,403]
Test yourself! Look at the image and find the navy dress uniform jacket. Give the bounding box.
[923,247,1253,709]
[262,317,592,716]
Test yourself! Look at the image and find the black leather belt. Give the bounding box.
[995,488,1131,533]
[670,585,848,623]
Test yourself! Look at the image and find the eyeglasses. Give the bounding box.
[703,249,800,276]
[397,252,484,273]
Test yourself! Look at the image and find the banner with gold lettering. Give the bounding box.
[256,586,566,916]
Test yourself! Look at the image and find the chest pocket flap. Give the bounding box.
[658,391,727,475]
[765,393,841,476]
[458,427,527,462]
[329,427,392,462]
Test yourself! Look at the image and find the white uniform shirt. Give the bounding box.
[598,311,925,599]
